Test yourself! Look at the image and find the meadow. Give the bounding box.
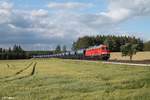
[110,51,150,61]
[0,58,150,100]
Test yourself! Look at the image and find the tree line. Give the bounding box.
[0,44,68,60]
[0,45,30,60]
[72,35,144,52]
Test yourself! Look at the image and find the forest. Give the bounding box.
[72,35,144,52]
[0,45,29,60]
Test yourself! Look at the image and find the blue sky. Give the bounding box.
[0,0,150,50]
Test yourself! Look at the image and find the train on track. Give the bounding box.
[33,44,110,60]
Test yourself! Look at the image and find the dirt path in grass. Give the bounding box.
[2,62,37,82]
[0,62,33,79]
[0,62,37,82]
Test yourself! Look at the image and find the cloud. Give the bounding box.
[101,0,150,22]
[31,9,48,17]
[0,0,150,50]
[47,2,93,10]
[0,1,12,24]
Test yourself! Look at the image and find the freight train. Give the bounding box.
[33,44,110,60]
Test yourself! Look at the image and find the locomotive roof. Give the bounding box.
[86,44,107,50]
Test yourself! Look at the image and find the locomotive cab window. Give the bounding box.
[106,47,108,50]
[101,47,105,50]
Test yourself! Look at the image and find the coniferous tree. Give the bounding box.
[55,45,61,53]
[62,45,67,52]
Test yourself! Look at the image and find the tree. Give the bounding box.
[62,45,67,52]
[0,48,2,53]
[72,42,77,50]
[121,43,138,61]
[144,41,150,51]
[104,38,113,51]
[73,36,95,50]
[55,45,61,53]
[0,45,29,60]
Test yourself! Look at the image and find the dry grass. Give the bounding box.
[0,59,150,100]
[110,51,150,61]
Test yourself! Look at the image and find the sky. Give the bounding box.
[0,0,150,50]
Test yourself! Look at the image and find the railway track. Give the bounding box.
[103,61,150,67]
[68,59,150,66]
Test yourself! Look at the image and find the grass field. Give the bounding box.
[0,59,150,100]
[110,51,150,61]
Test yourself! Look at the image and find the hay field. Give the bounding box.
[0,59,150,100]
[110,51,150,61]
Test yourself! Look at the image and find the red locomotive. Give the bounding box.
[85,45,110,60]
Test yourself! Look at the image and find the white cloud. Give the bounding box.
[101,8,131,22]
[47,2,93,10]
[0,1,12,10]
[0,1,12,24]
[31,9,48,17]
[101,0,150,22]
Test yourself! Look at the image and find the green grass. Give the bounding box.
[0,59,150,100]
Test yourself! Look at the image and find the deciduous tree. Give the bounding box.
[121,43,138,61]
